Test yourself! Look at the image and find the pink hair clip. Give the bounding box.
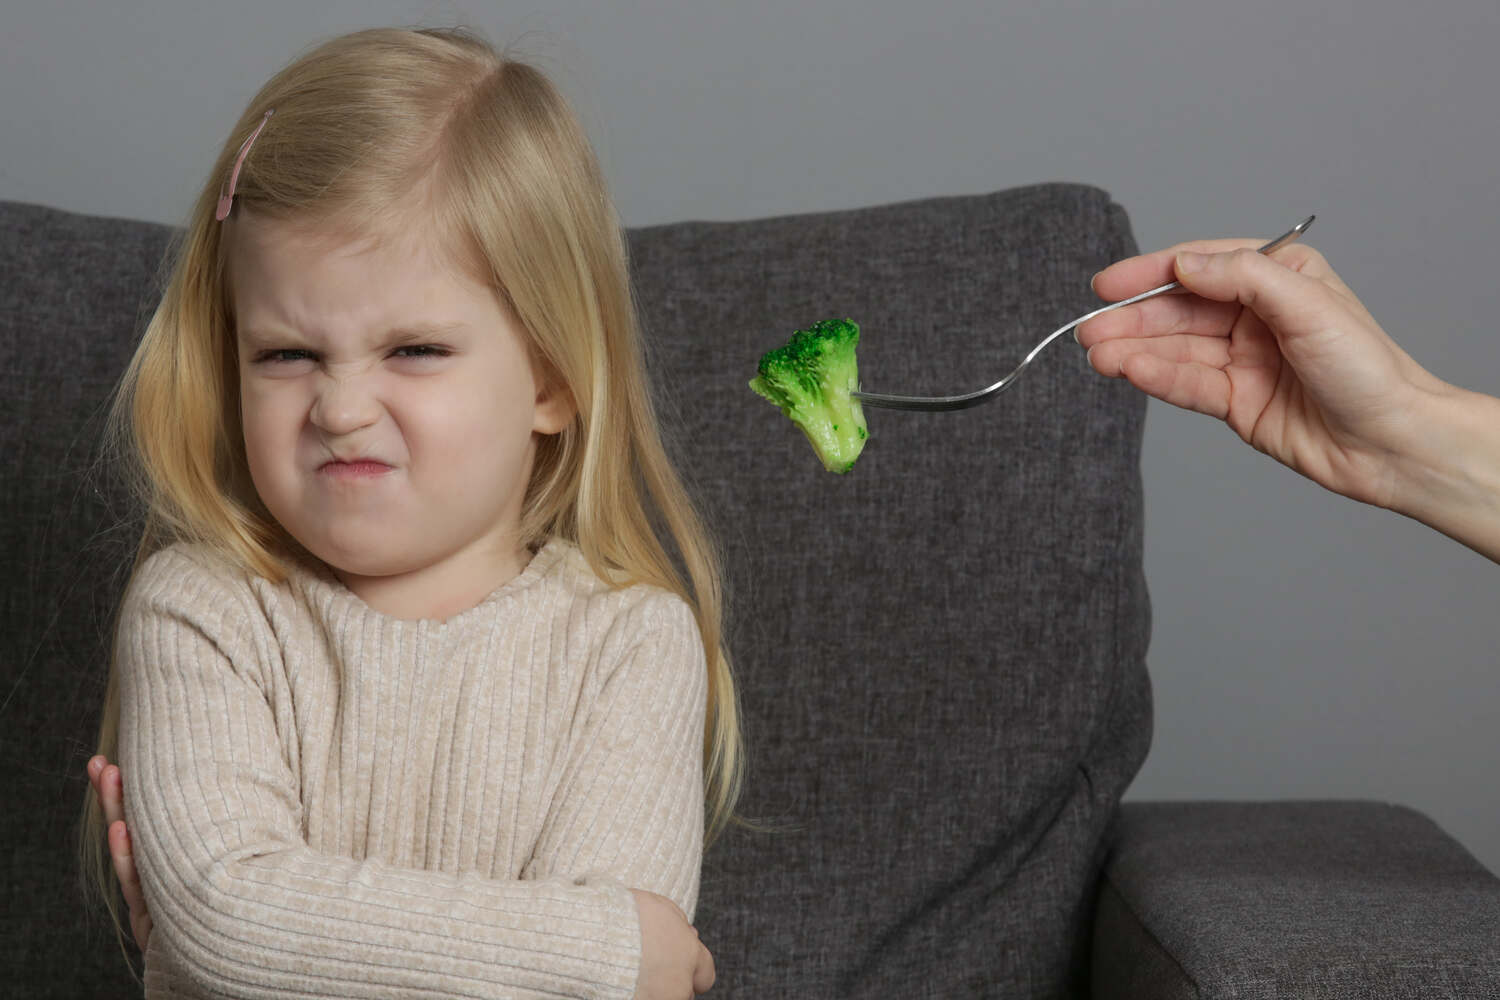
[215,109,275,221]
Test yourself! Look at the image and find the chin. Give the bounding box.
[305,534,419,580]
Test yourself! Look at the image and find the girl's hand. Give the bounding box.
[631,888,715,998]
[87,755,153,952]
[1077,239,1456,512]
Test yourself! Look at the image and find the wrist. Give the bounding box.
[1387,381,1500,563]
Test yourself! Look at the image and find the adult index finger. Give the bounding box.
[1092,237,1270,303]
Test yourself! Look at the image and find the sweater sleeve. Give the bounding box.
[115,547,642,1000]
[522,590,708,921]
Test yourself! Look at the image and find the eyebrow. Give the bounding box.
[238,321,467,347]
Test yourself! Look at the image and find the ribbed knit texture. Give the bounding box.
[114,537,707,999]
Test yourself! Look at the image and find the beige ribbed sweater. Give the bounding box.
[115,538,706,999]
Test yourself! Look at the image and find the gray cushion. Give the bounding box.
[1093,801,1500,998]
[3,201,172,997]
[1,181,1151,997]
[629,182,1151,996]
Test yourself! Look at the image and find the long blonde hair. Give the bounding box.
[80,24,745,960]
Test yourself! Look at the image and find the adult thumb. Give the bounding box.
[1173,248,1342,342]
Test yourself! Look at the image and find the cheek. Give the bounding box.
[239,395,267,473]
[408,377,536,472]
[430,393,530,450]
[392,394,534,548]
[239,387,297,491]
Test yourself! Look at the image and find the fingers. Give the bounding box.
[1076,295,1240,417]
[1092,237,1337,304]
[1169,245,1353,339]
[110,818,154,951]
[1114,353,1233,420]
[108,820,148,914]
[1077,292,1242,347]
[88,756,128,830]
[1086,332,1232,380]
[630,887,712,997]
[692,941,716,995]
[1092,237,1275,302]
[91,756,154,952]
[102,765,126,828]
[1083,241,1359,410]
[132,909,154,955]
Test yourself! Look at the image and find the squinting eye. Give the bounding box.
[255,349,314,364]
[392,345,451,359]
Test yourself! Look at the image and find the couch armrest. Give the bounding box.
[1090,801,1500,999]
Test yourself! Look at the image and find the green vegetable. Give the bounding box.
[749,317,869,474]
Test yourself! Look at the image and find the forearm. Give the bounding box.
[133,840,641,999]
[121,715,643,999]
[118,549,644,999]
[1387,381,1500,564]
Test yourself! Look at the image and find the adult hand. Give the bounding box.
[1078,238,1500,563]
[87,755,153,952]
[631,888,715,998]
[1079,239,1463,510]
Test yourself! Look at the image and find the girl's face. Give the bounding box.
[227,211,573,617]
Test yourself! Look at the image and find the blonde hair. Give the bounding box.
[80,24,745,964]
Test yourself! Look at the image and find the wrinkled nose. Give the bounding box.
[310,373,380,436]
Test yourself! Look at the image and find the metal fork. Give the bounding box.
[849,215,1316,411]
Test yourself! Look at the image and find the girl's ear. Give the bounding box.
[531,368,576,436]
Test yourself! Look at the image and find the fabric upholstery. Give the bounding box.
[1,183,1153,997]
[1093,800,1500,999]
[3,201,169,999]
[627,183,1152,996]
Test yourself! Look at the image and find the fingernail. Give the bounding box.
[1176,251,1208,274]
[1089,270,1101,293]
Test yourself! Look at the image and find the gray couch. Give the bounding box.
[4,184,1497,998]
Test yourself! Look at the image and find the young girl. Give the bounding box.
[79,25,737,999]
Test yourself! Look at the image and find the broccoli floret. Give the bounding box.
[749,317,869,474]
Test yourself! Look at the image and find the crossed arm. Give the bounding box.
[91,551,716,999]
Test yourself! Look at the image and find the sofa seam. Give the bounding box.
[1099,869,1204,999]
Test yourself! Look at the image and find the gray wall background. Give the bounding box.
[5,2,1496,874]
